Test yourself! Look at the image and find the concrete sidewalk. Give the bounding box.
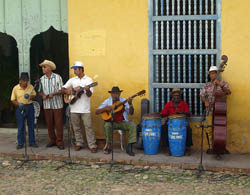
[0,130,250,173]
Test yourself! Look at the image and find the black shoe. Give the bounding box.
[16,145,23,150]
[185,147,191,156]
[29,143,38,148]
[58,145,65,150]
[126,143,135,156]
[206,149,213,154]
[166,147,171,156]
[46,143,56,147]
[224,149,230,154]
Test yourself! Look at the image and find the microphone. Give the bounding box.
[34,79,40,83]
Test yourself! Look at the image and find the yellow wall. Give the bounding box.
[68,0,148,138]
[68,0,250,152]
[220,0,250,153]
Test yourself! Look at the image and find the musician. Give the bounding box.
[11,72,38,149]
[200,66,231,154]
[161,88,193,156]
[62,61,97,153]
[96,86,137,156]
[39,60,64,150]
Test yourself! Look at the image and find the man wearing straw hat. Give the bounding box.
[39,60,65,150]
[11,72,38,149]
[161,88,193,156]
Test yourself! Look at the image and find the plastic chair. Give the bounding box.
[33,101,40,141]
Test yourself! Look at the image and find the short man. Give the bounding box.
[11,72,38,149]
[39,60,65,150]
[62,61,97,152]
[161,88,193,156]
[200,66,231,154]
[96,86,137,156]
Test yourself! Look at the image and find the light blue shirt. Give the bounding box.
[98,96,131,121]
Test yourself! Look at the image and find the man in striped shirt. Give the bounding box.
[39,60,64,150]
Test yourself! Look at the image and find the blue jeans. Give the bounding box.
[16,104,36,146]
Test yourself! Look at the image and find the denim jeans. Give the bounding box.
[16,104,36,146]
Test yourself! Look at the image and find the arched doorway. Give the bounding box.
[30,26,69,126]
[0,33,19,127]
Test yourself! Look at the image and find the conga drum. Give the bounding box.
[142,113,162,155]
[168,114,187,156]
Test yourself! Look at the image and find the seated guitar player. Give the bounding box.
[96,86,137,156]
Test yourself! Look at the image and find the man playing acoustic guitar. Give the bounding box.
[62,61,97,153]
[96,86,137,156]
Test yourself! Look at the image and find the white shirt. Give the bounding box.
[62,75,94,113]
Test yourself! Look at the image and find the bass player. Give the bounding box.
[200,65,231,154]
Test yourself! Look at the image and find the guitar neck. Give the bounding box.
[115,94,138,108]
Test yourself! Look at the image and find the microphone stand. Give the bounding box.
[196,109,211,177]
[109,109,116,172]
[55,105,77,170]
[15,106,35,168]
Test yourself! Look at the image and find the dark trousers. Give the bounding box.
[161,123,193,149]
[44,108,64,146]
[16,104,36,146]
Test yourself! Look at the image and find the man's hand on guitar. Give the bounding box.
[105,106,113,112]
[205,100,209,108]
[128,97,133,105]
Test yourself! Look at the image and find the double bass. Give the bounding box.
[212,55,228,155]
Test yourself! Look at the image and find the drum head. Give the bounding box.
[142,112,161,120]
[168,114,186,120]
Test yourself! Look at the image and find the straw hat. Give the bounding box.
[39,60,56,70]
[170,88,182,96]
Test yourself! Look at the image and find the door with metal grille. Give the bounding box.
[148,0,221,120]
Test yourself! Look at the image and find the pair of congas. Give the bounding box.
[142,113,187,156]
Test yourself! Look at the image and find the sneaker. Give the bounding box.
[103,144,112,154]
[46,143,56,147]
[90,147,97,153]
[75,145,82,151]
[57,145,65,150]
[16,145,23,150]
[29,143,39,148]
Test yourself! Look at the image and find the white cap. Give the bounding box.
[208,66,218,73]
[71,61,84,69]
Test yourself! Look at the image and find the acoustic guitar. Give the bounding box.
[101,90,146,121]
[64,82,98,105]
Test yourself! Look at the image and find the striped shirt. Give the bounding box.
[39,73,63,109]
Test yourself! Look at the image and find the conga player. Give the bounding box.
[161,88,193,156]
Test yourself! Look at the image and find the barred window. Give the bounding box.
[148,0,221,120]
